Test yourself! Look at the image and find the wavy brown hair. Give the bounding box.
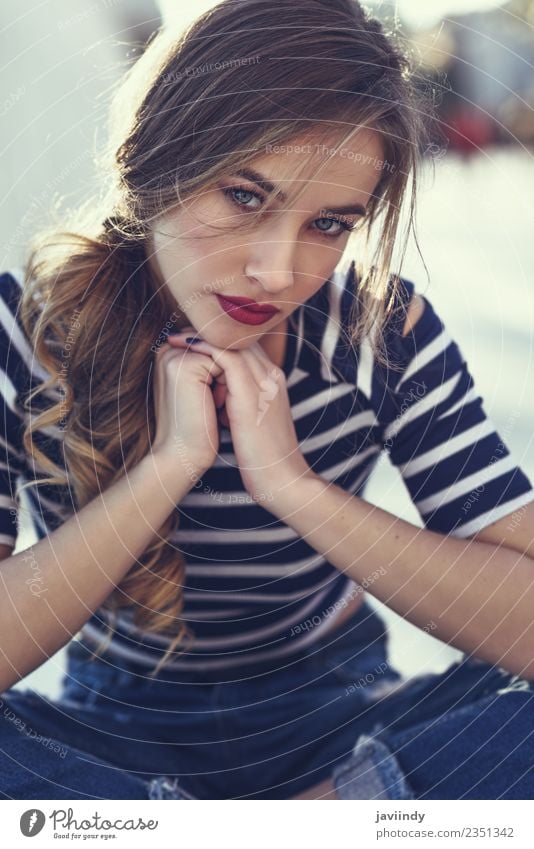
[17,0,436,675]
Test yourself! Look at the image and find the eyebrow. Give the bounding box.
[234,167,368,217]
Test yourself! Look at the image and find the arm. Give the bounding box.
[269,473,534,679]
[269,292,534,679]
[0,452,194,693]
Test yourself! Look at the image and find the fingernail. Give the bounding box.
[185,337,202,344]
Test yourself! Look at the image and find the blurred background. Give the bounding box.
[1,0,533,698]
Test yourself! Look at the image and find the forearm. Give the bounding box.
[271,473,534,678]
[0,452,193,691]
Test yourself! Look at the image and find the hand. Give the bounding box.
[167,332,313,504]
[150,327,225,481]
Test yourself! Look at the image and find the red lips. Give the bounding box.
[217,295,279,315]
[215,294,279,326]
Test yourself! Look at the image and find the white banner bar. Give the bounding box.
[1,799,532,847]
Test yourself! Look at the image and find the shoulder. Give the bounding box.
[303,264,443,389]
[349,271,465,425]
[401,292,426,337]
[333,265,428,342]
[381,276,447,372]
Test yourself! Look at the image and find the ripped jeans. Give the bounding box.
[1,600,533,800]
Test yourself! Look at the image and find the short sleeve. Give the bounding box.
[0,271,29,548]
[375,278,534,538]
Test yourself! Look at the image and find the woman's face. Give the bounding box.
[148,129,386,349]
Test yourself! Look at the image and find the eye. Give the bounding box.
[313,217,357,239]
[222,183,360,238]
[223,185,263,211]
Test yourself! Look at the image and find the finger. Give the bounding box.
[235,344,277,386]
[168,336,259,389]
[178,335,271,385]
[170,339,229,387]
[153,323,195,353]
[185,351,226,384]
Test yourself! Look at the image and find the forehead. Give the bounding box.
[246,129,385,200]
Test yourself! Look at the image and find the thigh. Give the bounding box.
[53,639,237,798]
[0,689,153,799]
[326,658,534,800]
[249,653,526,800]
[372,662,534,800]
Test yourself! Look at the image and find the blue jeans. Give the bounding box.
[1,601,533,799]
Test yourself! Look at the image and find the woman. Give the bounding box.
[1,0,533,800]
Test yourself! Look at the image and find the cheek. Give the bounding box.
[154,224,211,282]
[181,193,233,239]
[170,203,240,266]
[298,251,342,293]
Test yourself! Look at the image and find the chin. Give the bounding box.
[200,328,263,349]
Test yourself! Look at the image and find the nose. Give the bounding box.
[244,222,296,295]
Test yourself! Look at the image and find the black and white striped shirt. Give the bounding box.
[1,262,533,673]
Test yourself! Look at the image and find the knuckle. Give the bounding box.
[208,359,224,376]
[154,340,171,354]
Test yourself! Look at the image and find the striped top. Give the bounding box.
[1,262,533,674]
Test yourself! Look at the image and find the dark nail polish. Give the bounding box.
[185,337,201,344]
